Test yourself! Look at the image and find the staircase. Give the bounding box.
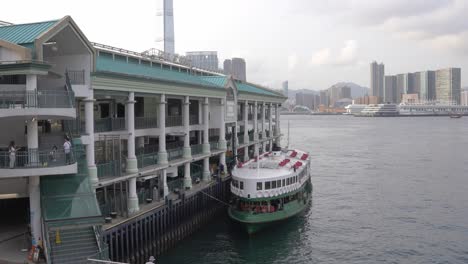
[48,227,100,264]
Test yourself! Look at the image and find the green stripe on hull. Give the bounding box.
[229,180,312,234]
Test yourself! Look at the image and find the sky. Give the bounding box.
[2,0,468,91]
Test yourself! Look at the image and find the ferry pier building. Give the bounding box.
[0,16,285,263]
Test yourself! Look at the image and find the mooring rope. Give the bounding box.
[200,191,231,206]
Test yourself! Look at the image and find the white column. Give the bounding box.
[275,104,281,146]
[26,75,37,107]
[244,146,249,161]
[243,101,249,143]
[84,98,98,185]
[254,143,259,157]
[269,103,273,150]
[127,177,139,214]
[202,97,210,154]
[126,92,138,173]
[220,152,226,174]
[183,96,192,159]
[219,98,227,150]
[158,95,168,165]
[27,118,38,165]
[202,157,210,182]
[29,176,41,247]
[261,102,267,152]
[184,162,192,189]
[161,169,169,198]
[253,101,258,142]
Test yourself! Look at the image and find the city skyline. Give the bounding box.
[2,0,467,91]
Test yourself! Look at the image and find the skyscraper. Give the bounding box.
[319,90,329,107]
[185,51,219,71]
[370,61,384,100]
[396,73,407,103]
[282,81,289,97]
[163,0,175,54]
[223,59,232,75]
[384,75,397,103]
[420,71,436,101]
[223,58,246,81]
[435,68,461,104]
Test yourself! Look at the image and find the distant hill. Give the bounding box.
[287,82,368,99]
[330,82,369,98]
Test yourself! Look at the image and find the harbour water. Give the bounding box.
[159,115,468,263]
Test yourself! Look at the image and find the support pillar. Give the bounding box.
[269,103,273,150]
[29,176,41,247]
[275,104,281,147]
[161,169,169,197]
[84,98,98,185]
[219,98,227,150]
[184,162,192,189]
[243,101,249,143]
[202,157,210,182]
[244,146,249,161]
[220,152,226,175]
[26,118,38,165]
[202,97,210,154]
[158,95,168,165]
[183,96,192,159]
[254,143,259,157]
[253,101,258,141]
[126,92,138,173]
[127,177,139,214]
[261,102,266,152]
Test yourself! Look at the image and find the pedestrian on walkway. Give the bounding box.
[63,136,72,164]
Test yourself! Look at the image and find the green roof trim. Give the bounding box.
[0,20,58,46]
[96,55,223,89]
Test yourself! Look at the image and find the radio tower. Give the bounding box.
[159,0,175,55]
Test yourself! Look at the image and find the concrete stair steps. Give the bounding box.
[48,227,100,264]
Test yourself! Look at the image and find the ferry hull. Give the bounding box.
[229,181,312,235]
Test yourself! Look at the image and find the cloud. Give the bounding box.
[310,40,358,66]
[310,48,331,65]
[287,54,298,71]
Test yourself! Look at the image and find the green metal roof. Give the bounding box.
[199,76,227,87]
[0,20,58,45]
[235,81,281,97]
[197,76,284,97]
[96,54,224,89]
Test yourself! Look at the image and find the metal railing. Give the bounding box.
[0,148,75,169]
[238,137,245,144]
[191,144,203,155]
[166,115,182,127]
[248,113,253,120]
[210,141,219,151]
[97,160,122,179]
[259,133,263,140]
[0,90,75,109]
[94,118,126,132]
[249,133,254,141]
[189,115,199,125]
[68,70,86,85]
[135,116,157,129]
[137,152,158,168]
[167,147,183,161]
[167,178,183,193]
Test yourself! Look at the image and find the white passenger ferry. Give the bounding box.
[229,149,312,234]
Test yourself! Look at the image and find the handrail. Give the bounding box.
[93,226,102,252]
[0,59,50,65]
[0,148,76,169]
[41,219,52,264]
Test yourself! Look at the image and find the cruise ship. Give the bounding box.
[344,104,367,115]
[355,104,399,117]
[399,102,468,116]
[229,148,312,234]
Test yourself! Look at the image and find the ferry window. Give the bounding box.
[296,176,298,182]
[272,181,277,188]
[287,178,290,185]
[265,182,271,190]
[257,182,262,190]
[277,180,281,187]
[240,181,244,190]
[282,179,285,186]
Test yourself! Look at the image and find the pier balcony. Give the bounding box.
[0,147,77,178]
[0,90,76,119]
